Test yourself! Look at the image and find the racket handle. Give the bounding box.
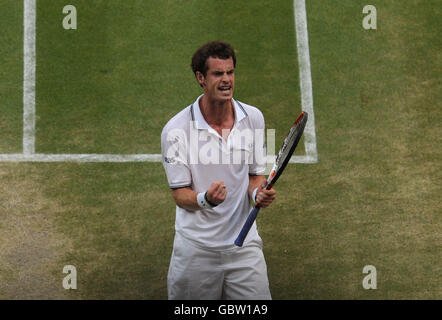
[234,206,261,247]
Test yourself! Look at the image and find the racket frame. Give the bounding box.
[234,111,308,247]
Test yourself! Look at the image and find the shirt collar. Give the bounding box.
[190,95,248,130]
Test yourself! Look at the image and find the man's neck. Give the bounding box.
[199,95,235,137]
[199,95,234,126]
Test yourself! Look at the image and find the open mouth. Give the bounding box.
[218,86,232,92]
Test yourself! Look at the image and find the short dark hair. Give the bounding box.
[190,40,236,77]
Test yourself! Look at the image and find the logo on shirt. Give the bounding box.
[164,156,176,164]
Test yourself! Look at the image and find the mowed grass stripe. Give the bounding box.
[36,0,302,155]
[0,0,23,153]
[38,162,173,299]
[260,0,441,299]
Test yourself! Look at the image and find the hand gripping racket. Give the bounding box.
[234,111,308,247]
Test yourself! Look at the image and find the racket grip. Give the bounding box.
[234,206,261,247]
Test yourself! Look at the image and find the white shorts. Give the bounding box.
[167,232,271,300]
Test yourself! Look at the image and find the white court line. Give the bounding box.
[0,0,318,163]
[293,0,318,163]
[23,0,36,154]
[0,154,162,162]
[0,154,316,163]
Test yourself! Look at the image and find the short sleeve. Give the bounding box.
[248,109,267,176]
[161,126,192,189]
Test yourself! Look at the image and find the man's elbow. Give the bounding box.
[172,189,196,212]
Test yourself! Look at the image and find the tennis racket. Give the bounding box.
[234,111,308,247]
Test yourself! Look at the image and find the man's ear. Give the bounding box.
[195,71,205,88]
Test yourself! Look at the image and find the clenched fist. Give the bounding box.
[206,181,227,206]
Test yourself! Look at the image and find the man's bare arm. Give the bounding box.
[172,181,227,211]
[172,187,200,211]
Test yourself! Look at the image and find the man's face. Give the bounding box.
[197,57,235,103]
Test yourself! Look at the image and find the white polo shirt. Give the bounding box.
[161,95,267,249]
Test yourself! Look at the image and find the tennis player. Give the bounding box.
[161,41,276,300]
